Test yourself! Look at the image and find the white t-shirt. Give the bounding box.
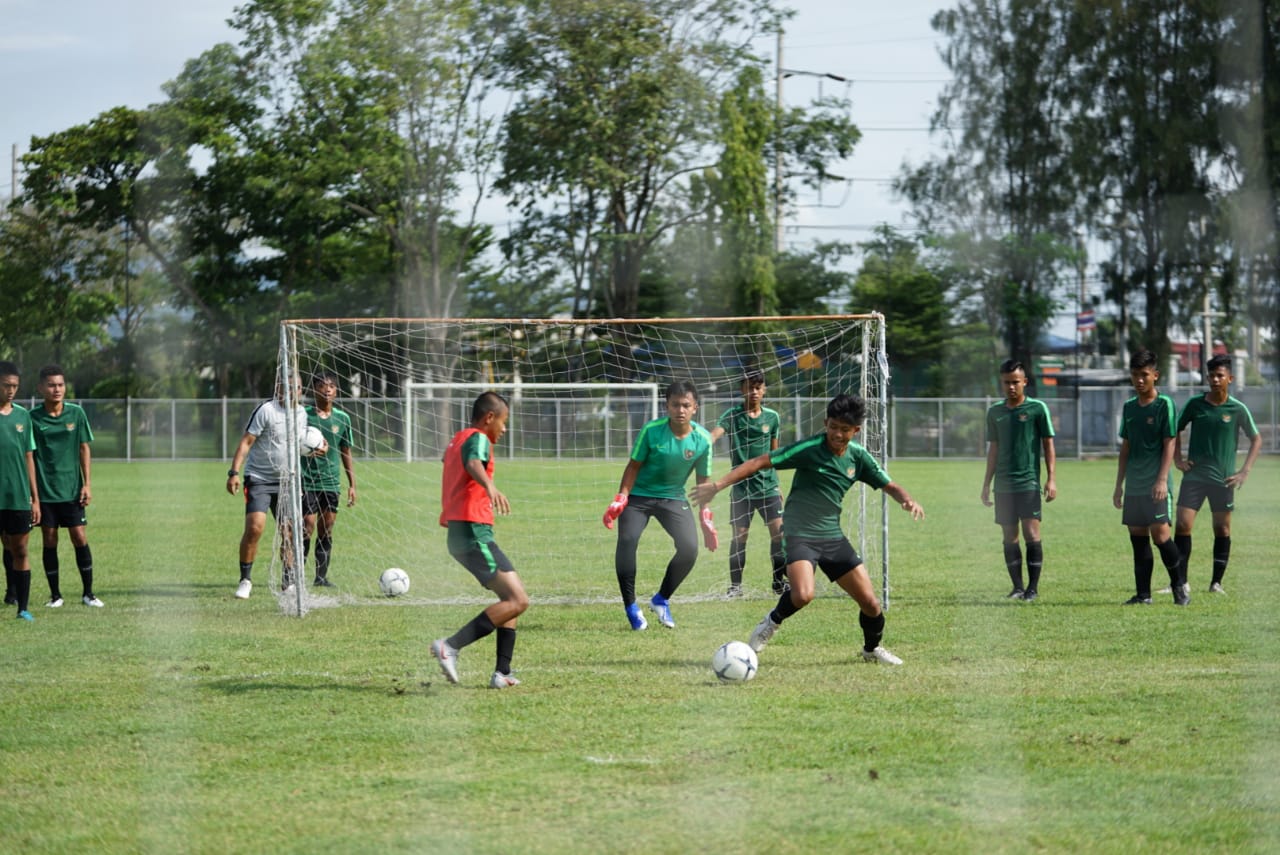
[243,399,308,485]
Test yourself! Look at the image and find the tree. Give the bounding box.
[900,0,1078,386]
[849,227,949,395]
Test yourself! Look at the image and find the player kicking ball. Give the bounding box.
[431,392,530,689]
[690,394,923,666]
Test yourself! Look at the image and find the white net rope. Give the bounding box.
[268,316,888,616]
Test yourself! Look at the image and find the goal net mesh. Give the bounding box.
[267,316,889,616]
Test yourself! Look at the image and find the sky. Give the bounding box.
[0,0,950,245]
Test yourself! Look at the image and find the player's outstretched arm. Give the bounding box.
[688,452,772,506]
[884,482,924,521]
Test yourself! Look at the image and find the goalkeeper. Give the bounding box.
[690,394,923,666]
[603,380,717,631]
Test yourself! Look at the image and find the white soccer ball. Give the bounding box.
[712,641,758,682]
[379,567,411,597]
[301,425,327,457]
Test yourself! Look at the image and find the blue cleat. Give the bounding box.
[17,610,34,621]
[625,602,647,631]
[648,594,675,629]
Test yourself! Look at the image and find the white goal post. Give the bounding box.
[269,315,891,616]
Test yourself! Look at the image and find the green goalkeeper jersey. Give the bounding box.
[301,406,353,492]
[985,397,1055,493]
[1177,394,1259,486]
[1118,394,1176,493]
[629,418,713,500]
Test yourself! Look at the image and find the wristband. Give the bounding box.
[228,469,240,477]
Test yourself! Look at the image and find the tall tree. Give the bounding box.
[900,0,1078,385]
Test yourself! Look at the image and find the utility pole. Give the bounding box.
[774,31,784,254]
[1199,291,1225,382]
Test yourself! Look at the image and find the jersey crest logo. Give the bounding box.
[684,449,695,460]
[66,423,76,431]
[846,467,855,477]
[14,424,23,433]
[761,425,770,434]
[1145,416,1154,425]
[1221,414,1232,423]
[1018,413,1029,422]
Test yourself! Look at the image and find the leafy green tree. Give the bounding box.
[900,0,1078,386]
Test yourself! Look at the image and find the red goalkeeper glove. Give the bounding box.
[700,507,719,552]
[603,493,628,529]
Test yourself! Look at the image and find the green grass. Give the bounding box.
[2,457,1278,853]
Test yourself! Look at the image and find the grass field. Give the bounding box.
[2,457,1278,854]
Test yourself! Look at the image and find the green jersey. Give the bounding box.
[301,406,354,492]
[629,418,713,500]
[0,405,35,511]
[1177,394,1259,486]
[30,402,94,503]
[716,404,782,500]
[986,397,1055,493]
[769,433,891,540]
[1118,394,1176,493]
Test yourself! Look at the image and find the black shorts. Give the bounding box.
[303,491,340,516]
[244,477,281,517]
[40,500,87,529]
[1121,493,1173,528]
[1176,480,1235,513]
[0,509,33,536]
[994,490,1041,526]
[446,521,516,588]
[783,537,862,582]
[729,493,783,530]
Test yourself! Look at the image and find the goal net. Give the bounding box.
[268,315,890,616]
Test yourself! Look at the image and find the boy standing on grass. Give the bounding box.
[690,394,923,666]
[0,361,41,621]
[980,359,1056,602]
[709,371,787,597]
[1172,354,1261,596]
[431,392,529,690]
[603,380,717,631]
[301,371,357,588]
[1112,350,1187,606]
[31,365,102,608]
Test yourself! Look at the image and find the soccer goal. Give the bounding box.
[268,315,890,616]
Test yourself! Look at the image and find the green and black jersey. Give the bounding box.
[0,405,35,511]
[716,404,782,500]
[1119,394,1176,494]
[1177,394,1259,486]
[31,402,93,503]
[301,406,354,493]
[986,398,1055,493]
[769,433,890,540]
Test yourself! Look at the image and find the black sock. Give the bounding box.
[316,536,333,578]
[239,562,253,582]
[447,611,497,651]
[1175,534,1191,585]
[75,544,93,598]
[495,627,516,675]
[1212,536,1230,585]
[859,610,885,652]
[772,589,802,624]
[43,546,61,600]
[1003,542,1024,591]
[1025,541,1043,593]
[1156,538,1182,589]
[728,536,745,587]
[16,569,31,612]
[1130,535,1153,597]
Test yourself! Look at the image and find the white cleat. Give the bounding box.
[235,579,253,600]
[860,646,903,665]
[748,613,779,653]
[82,595,104,608]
